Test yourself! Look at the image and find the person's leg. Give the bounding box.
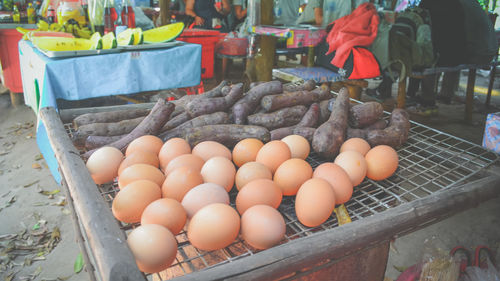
[376,72,394,98]
[407,77,421,98]
[419,73,437,107]
[438,71,460,104]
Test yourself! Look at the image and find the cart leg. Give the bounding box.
[465,68,476,123]
[397,77,407,109]
[9,91,23,108]
[485,65,496,108]
[286,241,390,281]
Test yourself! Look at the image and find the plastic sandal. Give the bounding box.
[450,246,472,276]
[474,245,496,269]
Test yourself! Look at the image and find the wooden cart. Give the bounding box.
[39,96,500,281]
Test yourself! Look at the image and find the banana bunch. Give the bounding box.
[36,19,92,39]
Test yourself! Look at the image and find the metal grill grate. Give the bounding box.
[64,119,499,280]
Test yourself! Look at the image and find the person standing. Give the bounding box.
[273,0,306,26]
[296,0,323,25]
[186,0,231,31]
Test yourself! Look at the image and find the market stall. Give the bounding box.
[37,80,500,280]
[19,39,201,183]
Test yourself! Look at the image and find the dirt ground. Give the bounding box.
[1,58,500,280]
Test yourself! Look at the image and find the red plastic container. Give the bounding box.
[0,28,25,93]
[177,29,225,79]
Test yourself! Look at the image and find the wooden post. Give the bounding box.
[465,68,476,123]
[397,77,407,109]
[255,0,276,81]
[246,0,275,82]
[159,0,171,26]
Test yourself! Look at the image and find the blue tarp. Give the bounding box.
[18,40,202,183]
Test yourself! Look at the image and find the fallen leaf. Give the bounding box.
[42,189,59,195]
[32,163,42,170]
[0,150,10,156]
[74,253,84,273]
[34,154,44,161]
[51,197,66,206]
[33,202,49,207]
[393,265,407,272]
[24,181,39,188]
[4,271,16,281]
[57,275,72,281]
[33,223,40,231]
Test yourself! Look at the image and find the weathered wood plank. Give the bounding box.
[40,107,146,281]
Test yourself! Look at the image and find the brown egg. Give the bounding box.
[340,138,371,156]
[188,203,240,251]
[118,150,160,175]
[241,205,286,250]
[192,141,232,161]
[334,150,367,186]
[295,178,336,227]
[127,224,177,273]
[313,162,353,204]
[161,166,203,202]
[235,179,282,215]
[164,154,205,176]
[86,146,124,184]
[158,138,192,172]
[200,156,236,192]
[112,180,161,223]
[181,183,230,219]
[141,198,187,235]
[281,134,310,160]
[232,138,264,167]
[125,135,164,156]
[273,158,313,196]
[365,145,399,181]
[118,163,165,189]
[255,140,291,174]
[235,161,273,191]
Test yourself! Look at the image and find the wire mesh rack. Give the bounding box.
[63,118,499,280]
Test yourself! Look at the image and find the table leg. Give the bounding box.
[10,91,23,108]
[465,68,476,123]
[486,65,496,108]
[397,77,407,109]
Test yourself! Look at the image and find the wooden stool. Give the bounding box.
[216,53,246,81]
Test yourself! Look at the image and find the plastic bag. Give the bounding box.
[88,0,104,32]
[460,259,500,281]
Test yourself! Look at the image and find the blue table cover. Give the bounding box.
[274,67,345,83]
[18,40,202,183]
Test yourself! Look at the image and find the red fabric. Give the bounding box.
[326,2,379,68]
[349,47,381,79]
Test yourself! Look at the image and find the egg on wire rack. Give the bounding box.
[125,135,163,156]
[192,140,232,161]
[235,161,273,191]
[127,224,178,273]
[232,138,264,167]
[158,137,192,172]
[86,146,124,184]
[255,140,291,174]
[200,156,236,192]
[161,166,204,202]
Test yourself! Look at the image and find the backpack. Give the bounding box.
[370,7,436,80]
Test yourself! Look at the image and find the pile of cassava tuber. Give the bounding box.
[74,79,411,160]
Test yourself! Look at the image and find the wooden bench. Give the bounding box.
[273,60,498,122]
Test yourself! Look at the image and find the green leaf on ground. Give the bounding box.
[74,253,84,273]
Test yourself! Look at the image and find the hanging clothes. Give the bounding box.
[325,2,379,69]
